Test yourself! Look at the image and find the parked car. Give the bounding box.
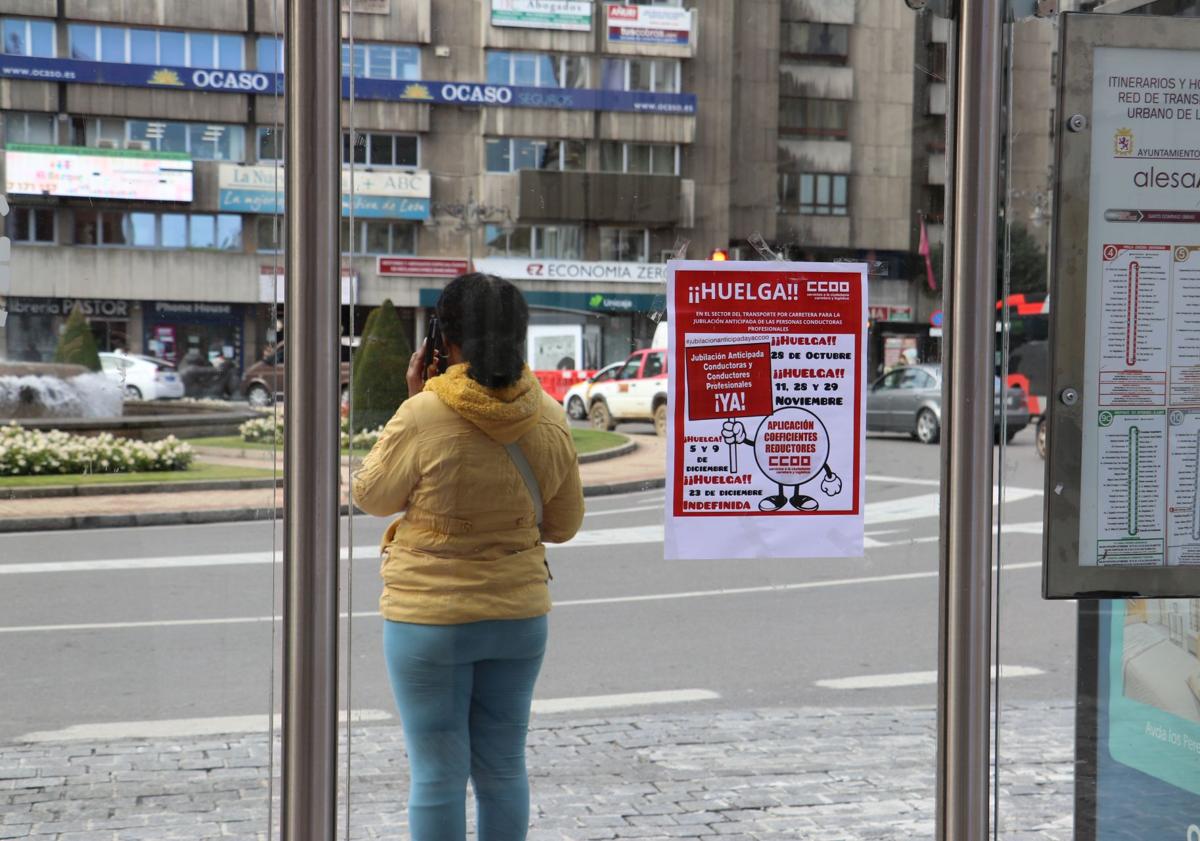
[587,347,669,436]
[866,363,1029,444]
[562,362,623,420]
[98,352,185,401]
[240,345,352,407]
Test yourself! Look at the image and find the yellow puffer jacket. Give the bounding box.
[352,364,585,624]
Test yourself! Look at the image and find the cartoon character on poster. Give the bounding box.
[720,407,843,511]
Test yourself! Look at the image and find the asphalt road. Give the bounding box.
[0,429,1074,744]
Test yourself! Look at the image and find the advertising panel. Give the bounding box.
[0,54,697,116]
[664,261,868,560]
[491,0,592,31]
[605,3,692,46]
[218,165,430,219]
[1080,599,1200,841]
[1046,15,1200,598]
[377,258,469,278]
[5,144,193,202]
[473,257,667,284]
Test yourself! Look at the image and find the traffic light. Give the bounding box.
[708,248,729,261]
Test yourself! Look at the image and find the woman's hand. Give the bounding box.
[406,341,440,396]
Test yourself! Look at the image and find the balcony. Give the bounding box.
[503,170,691,226]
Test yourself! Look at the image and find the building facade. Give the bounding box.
[0,0,1055,378]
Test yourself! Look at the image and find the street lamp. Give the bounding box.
[424,189,515,263]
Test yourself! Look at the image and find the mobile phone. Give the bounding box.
[422,315,448,380]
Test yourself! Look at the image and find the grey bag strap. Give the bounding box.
[504,442,543,528]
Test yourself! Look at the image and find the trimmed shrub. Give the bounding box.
[350,299,411,433]
[53,305,101,371]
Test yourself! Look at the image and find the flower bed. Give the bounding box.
[0,424,194,476]
[240,416,384,451]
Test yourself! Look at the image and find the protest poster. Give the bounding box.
[664,261,868,560]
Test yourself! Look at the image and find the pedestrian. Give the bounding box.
[353,273,585,841]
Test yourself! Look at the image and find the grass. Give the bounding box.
[189,429,630,456]
[0,461,278,489]
[571,428,628,455]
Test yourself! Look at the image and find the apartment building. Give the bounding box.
[0,0,1056,376]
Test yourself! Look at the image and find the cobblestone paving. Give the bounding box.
[0,703,1073,840]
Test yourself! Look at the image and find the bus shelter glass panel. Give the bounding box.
[0,5,286,838]
[340,2,954,839]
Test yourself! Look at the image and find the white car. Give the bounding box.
[562,362,623,420]
[99,352,185,400]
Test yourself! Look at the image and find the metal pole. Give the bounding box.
[282,0,340,836]
[936,1,1003,839]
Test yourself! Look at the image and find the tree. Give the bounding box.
[1002,223,1048,296]
[350,299,412,432]
[53,304,101,371]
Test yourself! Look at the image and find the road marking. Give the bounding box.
[815,665,1045,691]
[584,504,661,517]
[17,709,392,743]
[532,689,718,715]
[0,562,1043,635]
[866,474,944,488]
[0,491,1045,576]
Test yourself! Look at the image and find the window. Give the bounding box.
[485,225,580,260]
[2,18,55,58]
[487,52,588,88]
[257,127,283,162]
[779,97,849,138]
[8,207,55,244]
[341,42,420,80]
[71,118,245,160]
[68,25,244,69]
[342,131,420,169]
[73,211,243,250]
[600,228,650,263]
[5,112,58,145]
[255,216,283,253]
[341,220,417,255]
[257,36,283,73]
[779,172,848,216]
[599,142,679,175]
[615,357,642,380]
[485,138,587,173]
[600,58,680,93]
[780,23,849,63]
[643,352,665,377]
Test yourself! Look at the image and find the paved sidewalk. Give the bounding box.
[0,703,1073,841]
[0,436,666,530]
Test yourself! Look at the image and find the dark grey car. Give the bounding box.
[866,363,1029,444]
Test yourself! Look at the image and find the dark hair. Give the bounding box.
[436,273,528,389]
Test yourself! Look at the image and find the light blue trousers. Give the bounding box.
[382,615,548,841]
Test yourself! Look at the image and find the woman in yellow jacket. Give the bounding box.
[353,274,584,841]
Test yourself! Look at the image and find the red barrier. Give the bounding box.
[534,369,595,402]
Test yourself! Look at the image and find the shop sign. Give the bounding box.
[152,301,234,318]
[587,293,636,312]
[605,3,692,46]
[7,297,130,318]
[473,257,667,284]
[260,266,358,305]
[341,0,389,13]
[868,305,914,322]
[491,0,592,31]
[5,144,193,203]
[664,261,868,561]
[0,55,698,116]
[218,165,431,219]
[377,257,469,278]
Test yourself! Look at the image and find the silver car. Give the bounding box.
[866,363,1029,444]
